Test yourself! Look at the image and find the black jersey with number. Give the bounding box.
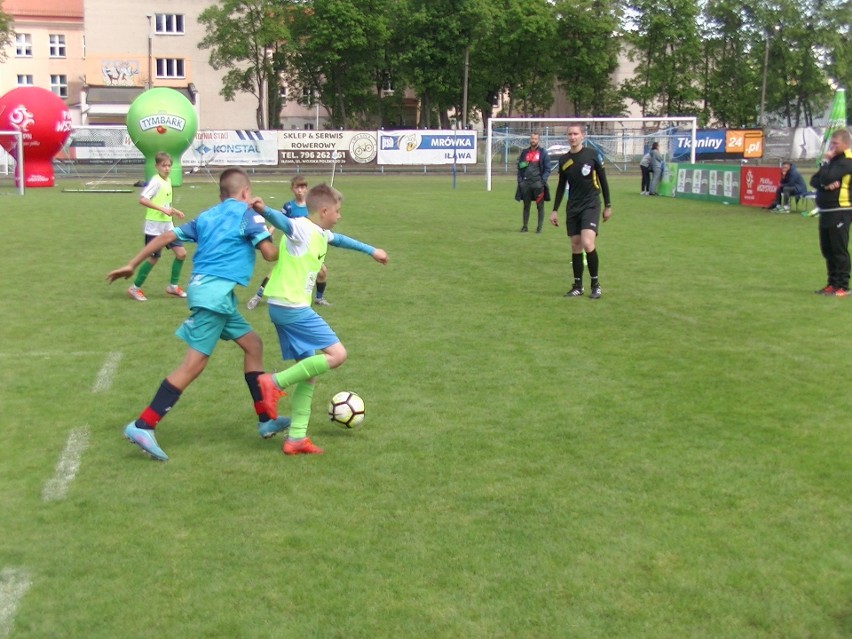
[551,147,611,213]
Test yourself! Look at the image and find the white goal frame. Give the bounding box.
[0,130,25,195]
[485,116,698,191]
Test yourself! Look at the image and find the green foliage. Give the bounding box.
[1,175,850,638]
[198,0,291,128]
[0,2,13,62]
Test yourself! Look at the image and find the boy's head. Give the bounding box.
[154,151,173,178]
[291,175,309,200]
[306,183,343,229]
[219,168,251,201]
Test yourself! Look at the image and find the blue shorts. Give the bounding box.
[267,304,338,361]
[145,233,184,259]
[175,307,253,356]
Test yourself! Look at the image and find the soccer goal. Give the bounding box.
[485,116,698,191]
[58,125,141,192]
[0,130,25,196]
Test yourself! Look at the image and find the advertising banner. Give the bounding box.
[182,130,278,167]
[672,129,764,160]
[657,162,677,197]
[739,166,780,208]
[277,130,377,166]
[675,163,740,204]
[377,130,477,165]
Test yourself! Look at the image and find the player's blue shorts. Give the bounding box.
[145,233,184,259]
[267,304,339,361]
[175,307,253,356]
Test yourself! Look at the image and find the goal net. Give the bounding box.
[58,125,142,192]
[485,117,698,190]
[0,130,25,196]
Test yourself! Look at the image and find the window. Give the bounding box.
[49,34,66,58]
[304,123,314,130]
[155,58,185,79]
[50,75,68,98]
[17,75,34,86]
[279,85,287,99]
[15,34,32,57]
[155,14,185,34]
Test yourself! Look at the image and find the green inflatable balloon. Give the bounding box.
[126,88,198,187]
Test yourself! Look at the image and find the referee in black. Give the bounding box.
[812,128,852,297]
[549,124,612,299]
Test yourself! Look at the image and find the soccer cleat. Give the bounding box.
[166,284,187,298]
[520,226,528,232]
[123,423,168,461]
[815,285,836,295]
[589,284,602,299]
[283,437,325,455]
[564,286,584,298]
[246,293,263,310]
[127,285,147,302]
[833,288,850,298]
[258,416,291,439]
[258,373,286,420]
[314,298,332,306]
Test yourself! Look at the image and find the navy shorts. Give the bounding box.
[566,205,601,236]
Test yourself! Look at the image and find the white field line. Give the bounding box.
[0,568,32,639]
[0,351,104,359]
[41,427,90,502]
[92,351,122,393]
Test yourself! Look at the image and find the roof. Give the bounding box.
[3,0,83,18]
[86,86,195,105]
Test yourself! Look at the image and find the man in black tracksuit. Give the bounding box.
[515,132,551,233]
[549,124,612,299]
[812,129,852,297]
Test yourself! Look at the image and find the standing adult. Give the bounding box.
[812,128,852,296]
[515,132,551,233]
[549,124,612,299]
[648,142,664,195]
[769,161,808,211]
[639,150,652,195]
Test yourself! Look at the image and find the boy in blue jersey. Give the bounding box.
[106,168,288,461]
[252,183,389,455]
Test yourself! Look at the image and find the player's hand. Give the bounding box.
[371,248,389,265]
[250,197,267,212]
[549,211,559,227]
[603,207,612,222]
[171,208,186,219]
[106,265,134,282]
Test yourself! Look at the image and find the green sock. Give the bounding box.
[287,381,315,440]
[134,261,154,287]
[272,354,330,389]
[170,258,184,286]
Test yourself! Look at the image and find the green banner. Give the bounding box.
[674,163,740,204]
[658,162,677,197]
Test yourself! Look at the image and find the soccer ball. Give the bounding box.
[328,391,365,429]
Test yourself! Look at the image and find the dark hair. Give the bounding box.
[219,168,250,199]
[651,142,659,150]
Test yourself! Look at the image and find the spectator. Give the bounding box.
[769,161,808,212]
[639,150,651,195]
[648,142,664,195]
[514,132,551,233]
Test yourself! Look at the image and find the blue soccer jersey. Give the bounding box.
[174,198,271,286]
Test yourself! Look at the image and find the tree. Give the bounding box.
[621,0,703,117]
[553,0,625,117]
[198,0,291,129]
[0,5,13,62]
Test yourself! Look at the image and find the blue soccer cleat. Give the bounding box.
[258,416,291,439]
[123,422,168,461]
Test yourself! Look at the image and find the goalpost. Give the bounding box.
[0,130,25,196]
[485,116,698,191]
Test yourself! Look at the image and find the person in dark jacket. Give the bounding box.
[514,132,551,233]
[769,161,808,211]
[811,129,852,296]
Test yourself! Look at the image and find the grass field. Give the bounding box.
[0,173,850,639]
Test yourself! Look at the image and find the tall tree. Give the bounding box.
[621,0,703,116]
[552,0,625,117]
[198,0,291,129]
[0,4,13,62]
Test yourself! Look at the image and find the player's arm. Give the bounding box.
[106,231,179,282]
[256,237,279,263]
[329,233,388,264]
[550,169,567,226]
[252,198,294,234]
[541,148,552,183]
[597,161,613,222]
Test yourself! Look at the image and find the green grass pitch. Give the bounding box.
[0,173,849,638]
